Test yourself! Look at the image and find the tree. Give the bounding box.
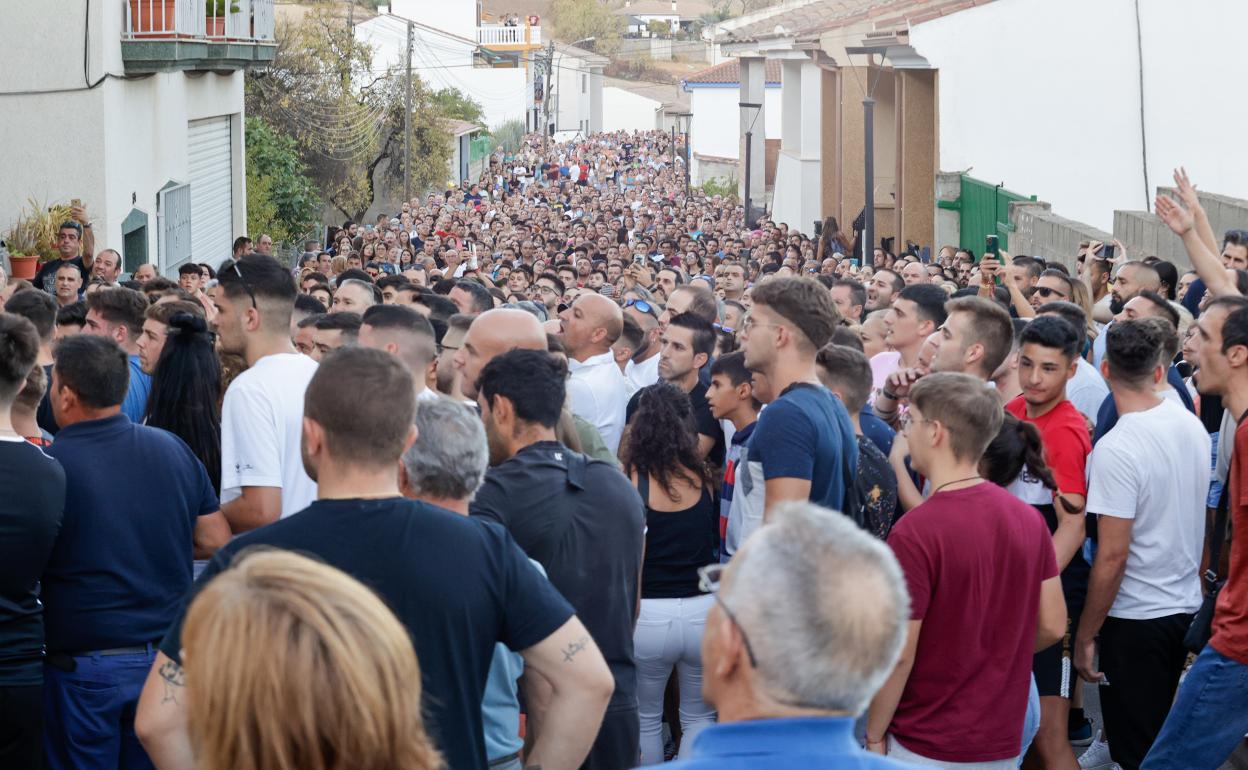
[245,8,454,223]
[431,87,486,125]
[245,117,321,247]
[646,19,669,38]
[490,119,526,154]
[549,0,623,47]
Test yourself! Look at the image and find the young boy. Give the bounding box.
[705,351,762,560]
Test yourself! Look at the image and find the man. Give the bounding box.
[376,274,408,304]
[1035,301,1110,427]
[1093,261,1162,368]
[1005,316,1093,770]
[706,351,762,561]
[91,249,123,286]
[623,297,662,390]
[739,277,857,516]
[213,255,319,531]
[231,236,252,259]
[132,263,158,284]
[176,263,202,296]
[330,278,376,314]
[471,349,646,770]
[665,502,915,769]
[255,233,274,255]
[866,372,1065,765]
[358,304,439,401]
[42,335,228,770]
[436,313,475,399]
[34,212,94,293]
[137,348,614,770]
[83,288,152,422]
[928,296,1014,381]
[534,272,566,316]
[309,311,360,360]
[866,268,903,312]
[871,284,948,395]
[560,294,630,454]
[659,283,718,328]
[1026,269,1076,310]
[52,263,82,308]
[1073,320,1208,770]
[293,313,321,357]
[816,345,898,540]
[450,279,494,315]
[718,262,747,301]
[136,300,204,374]
[900,261,927,286]
[0,315,65,768]
[831,279,867,324]
[1143,296,1248,769]
[626,311,724,464]
[453,308,547,400]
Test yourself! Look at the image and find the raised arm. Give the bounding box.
[1156,194,1239,297]
[1174,167,1220,258]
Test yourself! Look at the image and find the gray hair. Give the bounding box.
[401,397,488,502]
[724,501,910,715]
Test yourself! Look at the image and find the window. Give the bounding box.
[582,74,587,93]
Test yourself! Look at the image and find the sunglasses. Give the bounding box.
[624,298,658,318]
[223,260,258,310]
[1034,286,1068,300]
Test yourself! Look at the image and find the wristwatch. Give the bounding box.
[82,222,93,228]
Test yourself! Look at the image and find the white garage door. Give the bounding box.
[188,116,233,266]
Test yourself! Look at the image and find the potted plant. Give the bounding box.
[207,0,241,38]
[4,200,75,280]
[129,0,179,37]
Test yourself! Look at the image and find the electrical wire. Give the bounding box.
[1134,0,1151,212]
[0,0,135,97]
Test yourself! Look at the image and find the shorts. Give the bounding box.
[1033,606,1081,698]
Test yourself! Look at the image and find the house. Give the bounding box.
[0,0,276,275]
[553,43,609,136]
[717,0,1248,248]
[446,120,489,186]
[681,60,782,189]
[602,77,690,133]
[358,0,542,130]
[701,0,823,64]
[615,0,714,36]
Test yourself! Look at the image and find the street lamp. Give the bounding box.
[674,112,693,199]
[739,101,762,229]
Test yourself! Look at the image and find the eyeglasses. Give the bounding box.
[697,564,758,668]
[713,323,735,334]
[740,313,781,334]
[1034,286,1069,300]
[898,412,934,432]
[223,260,258,310]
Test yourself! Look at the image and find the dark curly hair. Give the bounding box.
[621,382,711,504]
[145,312,222,491]
[979,413,1057,491]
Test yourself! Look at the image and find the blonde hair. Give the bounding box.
[182,549,442,770]
[329,255,348,276]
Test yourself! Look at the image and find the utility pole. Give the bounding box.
[404,19,413,204]
[543,39,555,147]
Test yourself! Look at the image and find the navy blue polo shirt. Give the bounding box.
[666,716,918,769]
[43,413,217,652]
[750,382,858,512]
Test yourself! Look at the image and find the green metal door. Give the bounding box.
[954,175,1033,253]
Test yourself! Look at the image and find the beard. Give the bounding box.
[1109,296,1125,315]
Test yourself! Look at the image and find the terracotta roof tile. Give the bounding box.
[682,58,782,86]
[718,0,999,43]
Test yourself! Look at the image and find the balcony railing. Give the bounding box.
[477,24,541,47]
[124,0,275,42]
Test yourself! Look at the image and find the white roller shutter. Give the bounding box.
[188,116,233,265]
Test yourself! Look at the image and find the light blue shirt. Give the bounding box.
[122,355,152,423]
[665,717,920,770]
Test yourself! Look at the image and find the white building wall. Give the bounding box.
[910,0,1248,231]
[687,86,780,179]
[555,55,593,134]
[1,1,245,269]
[390,0,478,43]
[603,88,661,132]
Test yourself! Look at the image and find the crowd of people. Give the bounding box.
[1,128,1247,770]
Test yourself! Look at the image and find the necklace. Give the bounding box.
[931,475,983,495]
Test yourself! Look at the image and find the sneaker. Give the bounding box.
[1077,730,1118,770]
[1069,716,1094,747]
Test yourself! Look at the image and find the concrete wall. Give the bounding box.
[2,0,245,269]
[1010,201,1112,270]
[603,87,661,131]
[1114,189,1248,270]
[693,156,738,187]
[910,0,1248,232]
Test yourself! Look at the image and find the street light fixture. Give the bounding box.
[674,112,693,199]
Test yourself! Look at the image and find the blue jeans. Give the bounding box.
[1141,645,1248,769]
[1019,674,1040,766]
[43,648,157,770]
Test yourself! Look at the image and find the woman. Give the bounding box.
[620,383,718,765]
[145,312,222,493]
[182,549,442,770]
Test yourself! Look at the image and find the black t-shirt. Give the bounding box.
[635,475,716,599]
[34,257,87,294]
[470,442,645,709]
[160,498,573,770]
[626,381,725,468]
[0,439,65,685]
[36,364,59,436]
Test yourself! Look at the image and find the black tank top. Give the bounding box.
[637,471,718,599]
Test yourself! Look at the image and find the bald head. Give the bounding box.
[454,308,547,399]
[559,293,623,360]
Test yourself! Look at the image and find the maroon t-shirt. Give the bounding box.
[887,481,1058,762]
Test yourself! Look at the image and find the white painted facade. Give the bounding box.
[356,14,529,129]
[389,0,477,43]
[686,84,780,182]
[603,88,663,132]
[909,0,1248,231]
[554,46,606,136]
[1,1,247,273]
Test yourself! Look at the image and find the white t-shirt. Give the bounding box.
[220,353,319,520]
[624,353,660,391]
[1086,398,1209,619]
[566,351,631,454]
[1066,358,1109,427]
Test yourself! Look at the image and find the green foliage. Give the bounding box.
[646,19,669,38]
[549,0,623,48]
[490,119,526,154]
[431,88,486,125]
[245,117,321,247]
[701,176,738,200]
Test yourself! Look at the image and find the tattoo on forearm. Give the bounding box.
[562,635,589,663]
[158,660,186,705]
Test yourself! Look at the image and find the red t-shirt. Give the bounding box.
[1005,397,1091,497]
[887,482,1058,762]
[1212,419,1248,664]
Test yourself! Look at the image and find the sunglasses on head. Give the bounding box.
[624,298,658,317]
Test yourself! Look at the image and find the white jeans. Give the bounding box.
[888,735,1019,769]
[633,594,717,766]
